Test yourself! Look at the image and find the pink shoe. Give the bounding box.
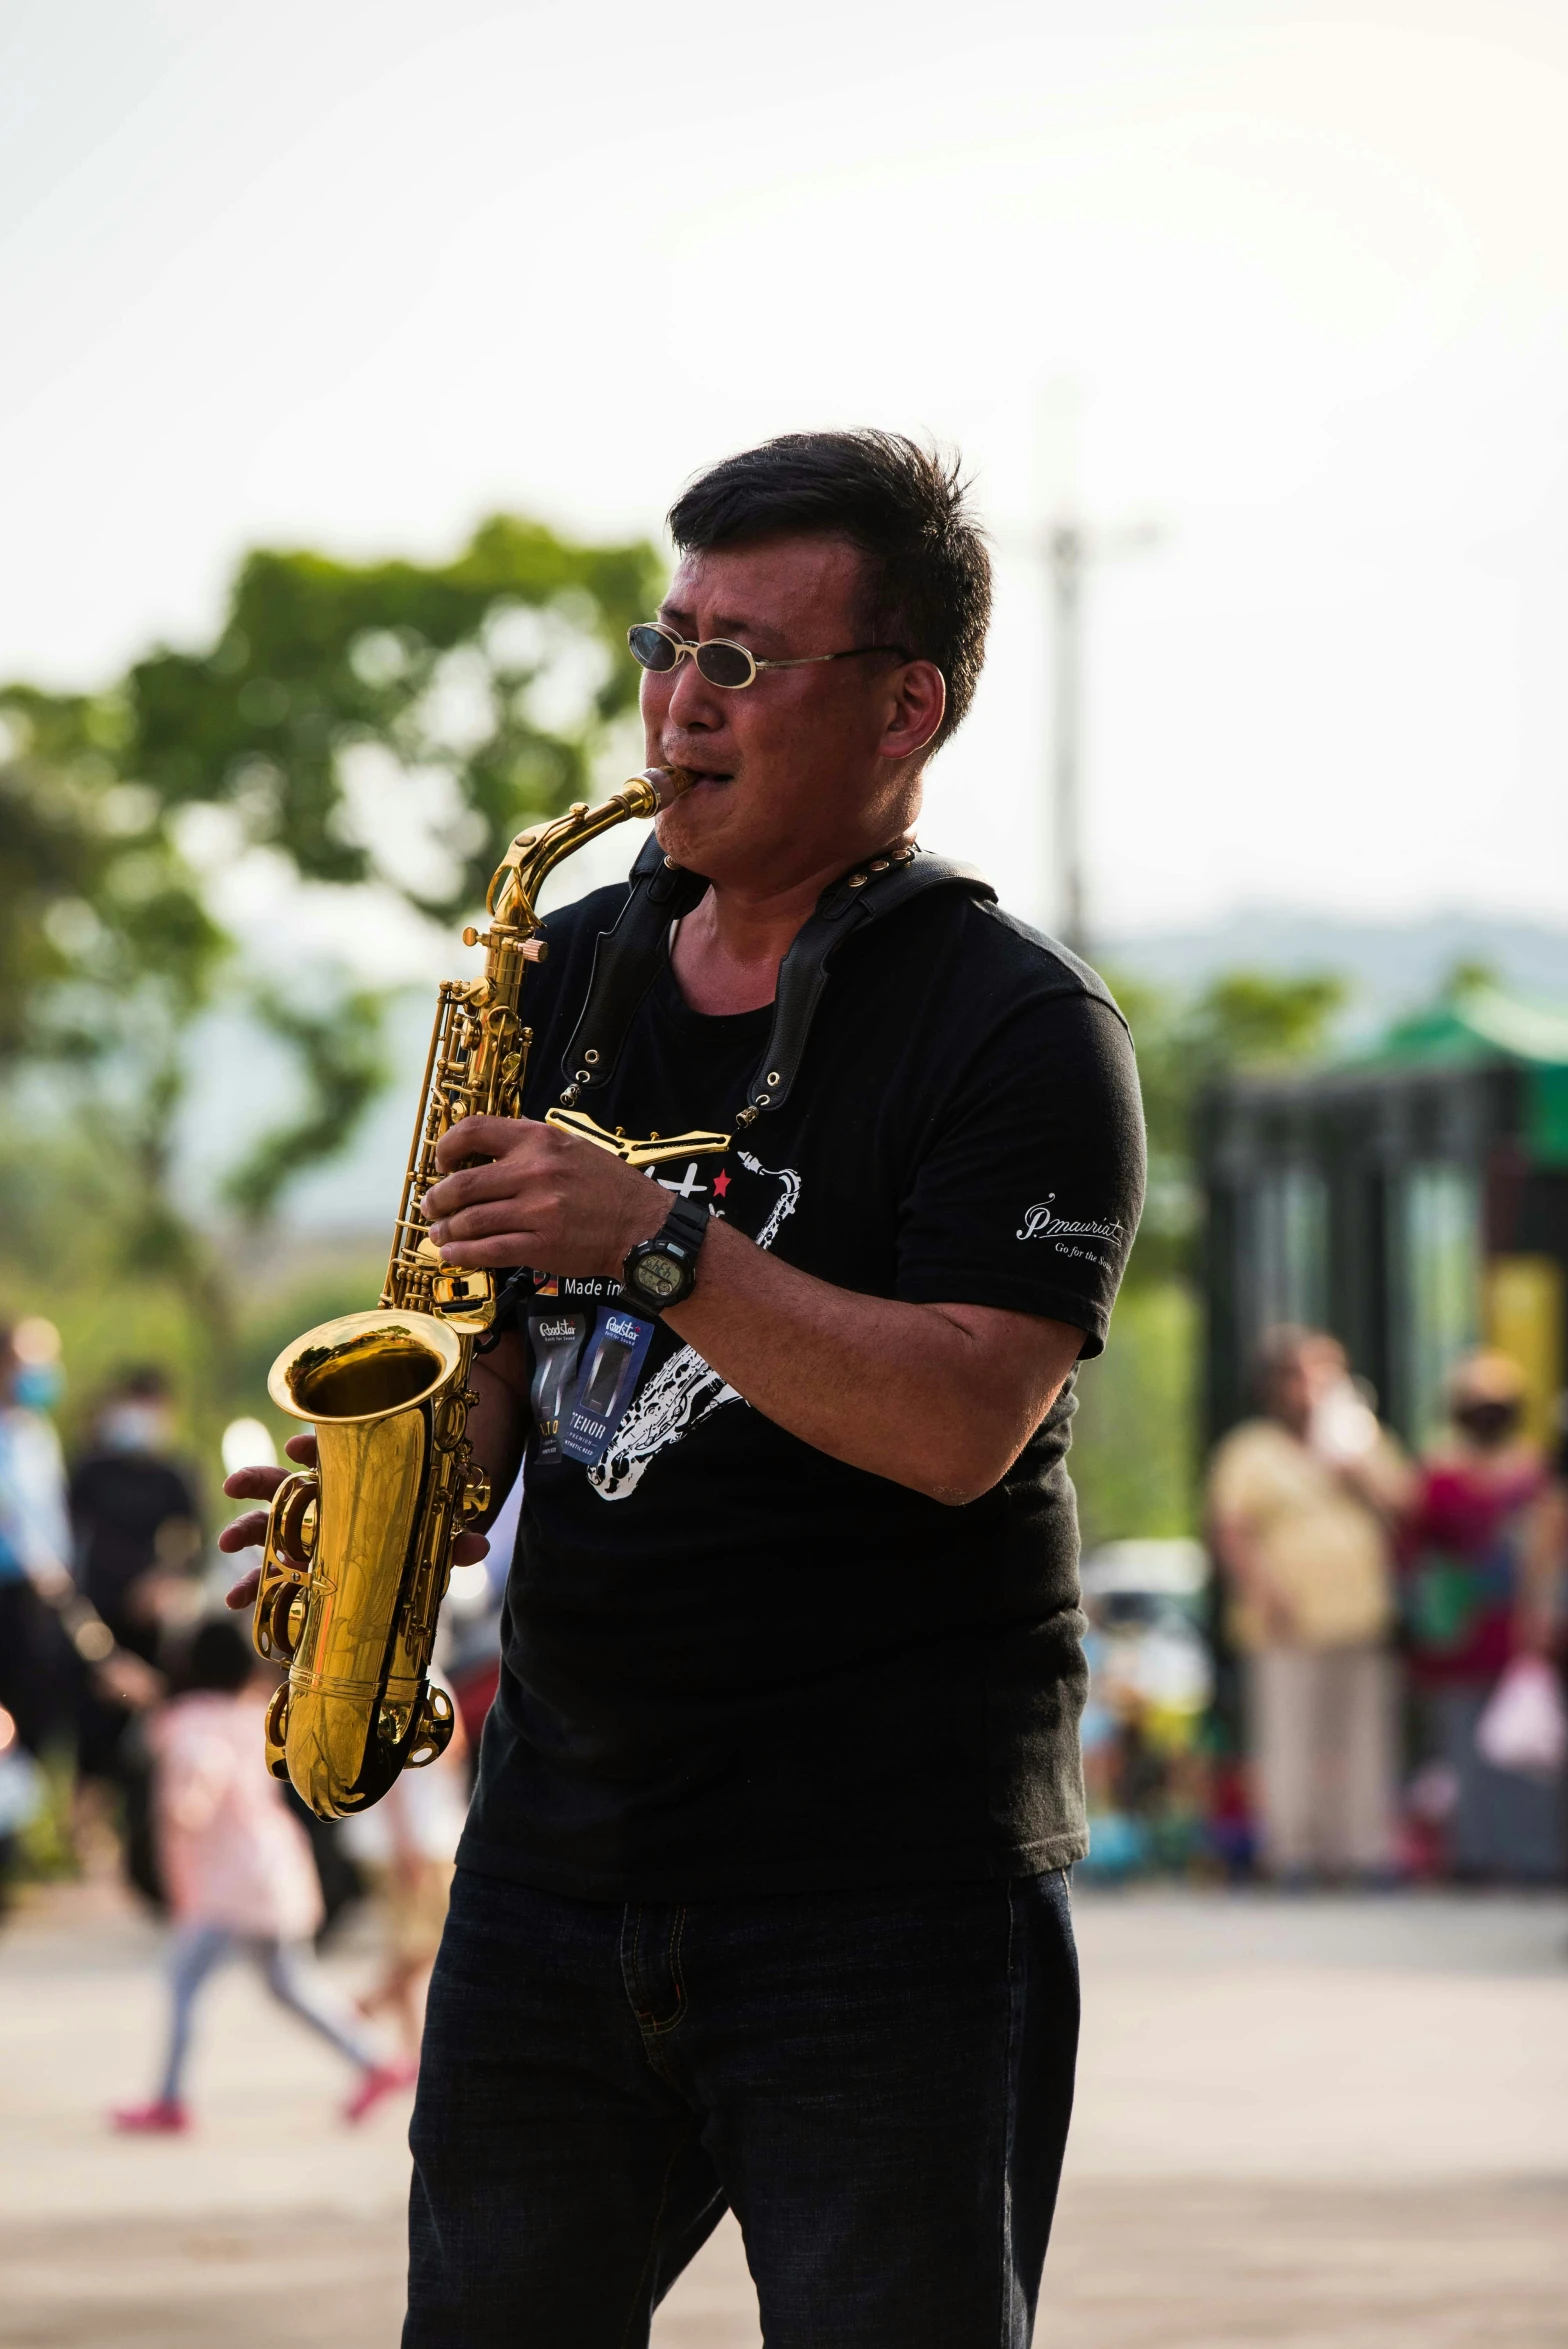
[112,2098,190,2134]
[342,2061,416,2125]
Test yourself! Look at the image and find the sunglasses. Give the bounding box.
[627,621,907,692]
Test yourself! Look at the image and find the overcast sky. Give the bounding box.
[4,0,1567,952]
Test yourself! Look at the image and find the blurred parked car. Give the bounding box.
[1078,1539,1216,1878]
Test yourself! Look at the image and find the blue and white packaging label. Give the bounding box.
[558,1306,657,1467]
[526,1310,591,1464]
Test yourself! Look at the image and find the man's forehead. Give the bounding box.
[662,535,864,638]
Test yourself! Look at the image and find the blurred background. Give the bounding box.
[2,2,1567,2343]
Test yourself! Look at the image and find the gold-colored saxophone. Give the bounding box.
[251,766,709,1817]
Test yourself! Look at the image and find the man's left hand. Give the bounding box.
[423,1115,667,1277]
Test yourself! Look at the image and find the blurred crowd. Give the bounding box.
[0,1318,501,2130]
[1080,1327,1568,1887]
[3,1309,1565,2092]
[1208,1326,1567,1886]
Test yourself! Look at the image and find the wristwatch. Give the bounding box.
[622,1194,708,1314]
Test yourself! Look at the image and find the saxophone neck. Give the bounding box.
[485,768,691,932]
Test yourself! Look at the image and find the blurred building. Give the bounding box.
[1200,978,1568,1450]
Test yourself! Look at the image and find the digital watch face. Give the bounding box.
[635,1249,686,1303]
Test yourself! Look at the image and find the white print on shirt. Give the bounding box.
[1015,1195,1124,1247]
[588,1150,801,1503]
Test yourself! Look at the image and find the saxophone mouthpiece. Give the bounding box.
[641,765,694,805]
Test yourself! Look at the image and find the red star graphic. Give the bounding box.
[712,1169,731,1198]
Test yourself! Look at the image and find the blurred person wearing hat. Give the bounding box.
[1208,1325,1413,1882]
[1405,1350,1560,1878]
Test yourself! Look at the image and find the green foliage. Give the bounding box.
[128,515,663,918]
[1071,1281,1200,1545]
[0,1125,226,1455]
[16,1750,79,1881]
[223,985,391,1224]
[1441,957,1499,998]
[1117,967,1346,1162]
[1109,965,1346,1287]
[0,1118,387,1479]
[1,510,660,1270]
[0,684,223,1069]
[1069,969,1346,1544]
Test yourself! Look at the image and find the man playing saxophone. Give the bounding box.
[223,431,1145,2349]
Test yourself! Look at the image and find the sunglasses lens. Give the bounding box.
[695,640,756,689]
[628,625,678,673]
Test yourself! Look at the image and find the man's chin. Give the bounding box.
[654,783,736,868]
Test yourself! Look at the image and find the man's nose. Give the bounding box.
[664,650,726,729]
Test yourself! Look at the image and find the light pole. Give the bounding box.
[1030,513,1163,962]
[1049,520,1086,959]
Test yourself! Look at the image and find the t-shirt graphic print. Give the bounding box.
[590,1145,801,1500]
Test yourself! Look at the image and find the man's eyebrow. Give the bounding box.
[655,603,788,648]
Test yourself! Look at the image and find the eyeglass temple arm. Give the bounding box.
[757,646,908,670]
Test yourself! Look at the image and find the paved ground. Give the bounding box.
[2,1883,1565,2346]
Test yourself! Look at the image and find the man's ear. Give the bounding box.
[881,660,947,761]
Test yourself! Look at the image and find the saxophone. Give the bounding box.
[251,766,705,1817]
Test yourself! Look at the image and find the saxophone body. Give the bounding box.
[252,770,685,1818]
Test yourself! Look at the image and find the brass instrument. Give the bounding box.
[252,767,708,1817]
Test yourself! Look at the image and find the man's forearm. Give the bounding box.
[421,1115,1084,1508]
[662,1219,1081,1506]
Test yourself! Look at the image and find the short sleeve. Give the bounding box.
[895,991,1145,1356]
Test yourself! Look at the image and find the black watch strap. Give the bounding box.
[643,1202,704,1277]
[655,1194,710,1256]
[624,1192,708,1311]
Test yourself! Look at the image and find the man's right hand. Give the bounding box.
[220,1432,490,1612]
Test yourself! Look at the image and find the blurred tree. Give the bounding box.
[0,684,221,1073]
[128,515,663,920]
[222,984,391,1224]
[3,513,659,1218]
[0,512,661,1440]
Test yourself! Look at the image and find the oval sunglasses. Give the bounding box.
[628,621,907,692]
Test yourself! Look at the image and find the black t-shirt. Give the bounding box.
[460,872,1145,1900]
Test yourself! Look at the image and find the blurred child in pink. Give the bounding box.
[112,1615,408,2133]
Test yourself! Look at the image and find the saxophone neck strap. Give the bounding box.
[558,835,996,1127]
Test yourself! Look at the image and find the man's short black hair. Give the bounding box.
[667,430,991,752]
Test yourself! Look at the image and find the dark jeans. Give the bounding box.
[405,1864,1079,2348]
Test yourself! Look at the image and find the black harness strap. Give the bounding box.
[557,835,707,1110]
[732,848,994,1127]
[556,842,996,1127]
